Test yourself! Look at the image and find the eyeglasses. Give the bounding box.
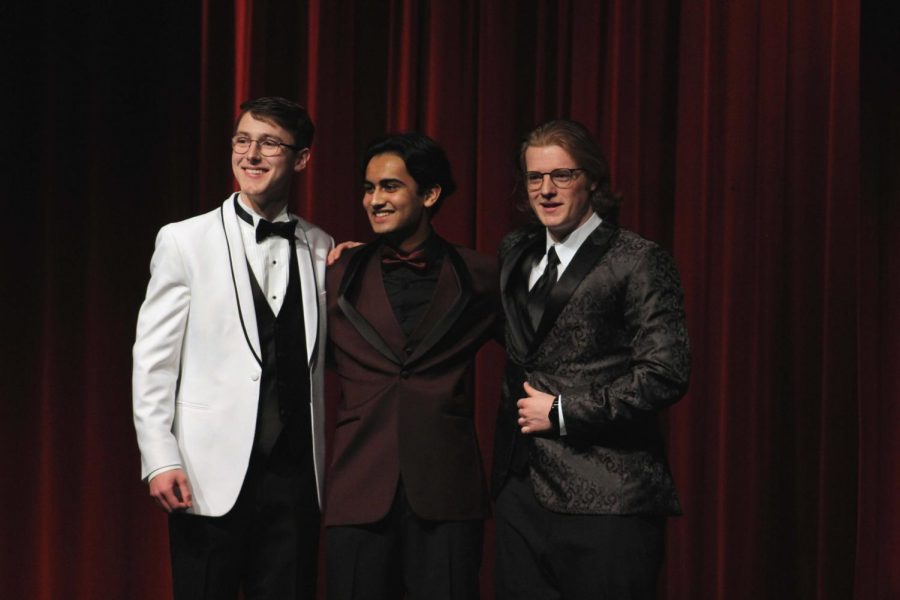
[231,135,301,157]
[525,168,586,190]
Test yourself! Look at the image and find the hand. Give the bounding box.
[327,241,364,266]
[517,381,555,434]
[148,469,193,513]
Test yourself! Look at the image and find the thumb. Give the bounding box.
[523,381,534,394]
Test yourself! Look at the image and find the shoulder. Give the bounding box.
[610,227,659,257]
[154,205,223,250]
[499,225,542,261]
[325,242,372,290]
[448,244,498,281]
[609,227,682,282]
[294,216,334,249]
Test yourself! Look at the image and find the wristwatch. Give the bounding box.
[548,395,561,433]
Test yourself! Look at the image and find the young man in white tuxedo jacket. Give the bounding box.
[132,96,333,599]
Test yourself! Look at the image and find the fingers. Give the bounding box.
[173,471,193,509]
[327,241,364,266]
[326,247,341,266]
[148,470,193,513]
[517,398,532,433]
[518,415,531,434]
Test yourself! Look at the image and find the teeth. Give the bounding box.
[246,169,264,175]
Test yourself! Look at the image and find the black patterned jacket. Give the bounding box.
[492,219,690,515]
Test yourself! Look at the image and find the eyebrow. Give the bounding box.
[365,178,406,187]
[234,131,283,141]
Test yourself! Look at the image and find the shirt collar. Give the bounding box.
[235,193,291,227]
[544,212,602,269]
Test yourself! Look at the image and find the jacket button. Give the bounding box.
[404,346,413,355]
[251,372,260,381]
[400,370,410,379]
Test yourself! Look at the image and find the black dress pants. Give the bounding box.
[495,472,665,600]
[325,481,483,600]
[168,435,320,600]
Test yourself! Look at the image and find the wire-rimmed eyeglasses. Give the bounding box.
[231,135,301,157]
[525,168,586,190]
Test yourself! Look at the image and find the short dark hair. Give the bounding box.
[518,119,622,220]
[235,97,315,149]
[363,133,457,216]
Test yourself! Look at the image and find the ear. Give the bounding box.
[422,185,441,209]
[293,148,311,172]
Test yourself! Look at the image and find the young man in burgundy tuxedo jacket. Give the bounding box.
[492,120,691,600]
[324,133,500,600]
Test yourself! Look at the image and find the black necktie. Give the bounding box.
[527,246,560,330]
[256,219,297,243]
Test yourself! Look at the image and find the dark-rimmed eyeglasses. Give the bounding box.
[525,168,586,190]
[231,135,301,157]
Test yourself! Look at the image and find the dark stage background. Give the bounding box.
[2,1,896,598]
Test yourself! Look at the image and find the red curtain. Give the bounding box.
[3,1,893,598]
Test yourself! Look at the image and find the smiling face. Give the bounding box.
[362,153,438,251]
[231,112,309,217]
[525,144,597,242]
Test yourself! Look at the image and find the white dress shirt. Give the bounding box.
[528,212,603,435]
[236,195,295,316]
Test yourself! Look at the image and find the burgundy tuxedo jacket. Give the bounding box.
[324,237,500,526]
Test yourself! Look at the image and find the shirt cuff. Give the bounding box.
[146,464,183,482]
[557,395,567,436]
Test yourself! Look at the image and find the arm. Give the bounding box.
[132,226,193,511]
[560,245,691,435]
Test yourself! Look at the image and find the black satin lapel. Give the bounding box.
[406,242,471,365]
[501,232,544,359]
[500,230,542,296]
[531,222,620,348]
[336,244,402,365]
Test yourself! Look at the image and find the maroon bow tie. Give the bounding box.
[381,248,428,272]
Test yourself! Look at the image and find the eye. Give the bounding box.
[525,172,543,183]
[382,182,400,192]
[260,139,280,150]
[233,136,250,145]
[551,169,574,182]
[362,183,374,194]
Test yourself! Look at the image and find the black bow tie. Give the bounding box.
[256,219,297,243]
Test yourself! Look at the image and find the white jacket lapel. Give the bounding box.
[221,196,262,365]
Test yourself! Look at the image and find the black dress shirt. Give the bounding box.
[381,235,445,337]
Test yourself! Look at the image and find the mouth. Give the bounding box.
[242,167,268,177]
[370,207,395,220]
[539,201,562,210]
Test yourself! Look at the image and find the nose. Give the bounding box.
[540,174,557,196]
[363,189,383,209]
[246,140,263,160]
[371,188,387,206]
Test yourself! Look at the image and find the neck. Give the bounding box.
[385,222,433,253]
[241,192,289,222]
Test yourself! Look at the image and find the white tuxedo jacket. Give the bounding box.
[133,195,333,516]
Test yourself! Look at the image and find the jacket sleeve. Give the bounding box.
[132,225,190,480]
[560,244,691,435]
